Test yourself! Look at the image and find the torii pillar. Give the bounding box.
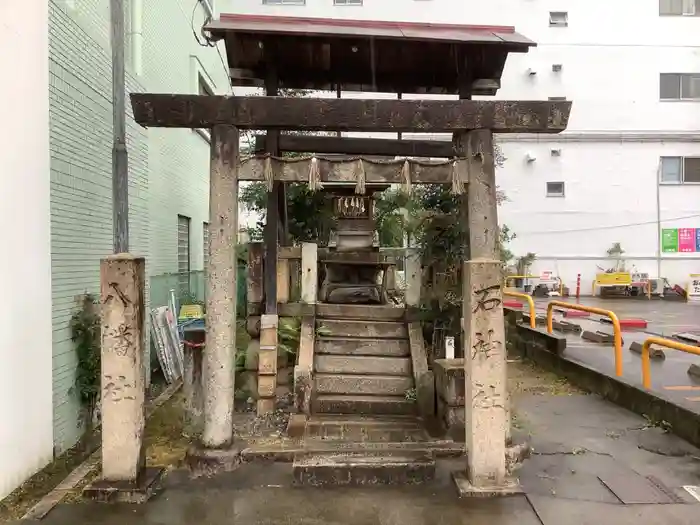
[186,124,242,475]
[452,129,519,496]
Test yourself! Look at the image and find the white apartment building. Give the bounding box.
[220,0,700,292]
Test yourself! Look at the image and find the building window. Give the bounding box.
[660,156,700,184]
[546,182,565,197]
[178,215,192,295]
[334,0,363,4]
[263,0,306,4]
[660,73,700,100]
[549,11,568,27]
[203,222,210,271]
[659,0,700,16]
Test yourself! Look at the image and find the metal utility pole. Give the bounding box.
[111,0,129,253]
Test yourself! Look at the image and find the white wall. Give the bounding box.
[143,0,232,277]
[498,139,700,291]
[48,0,150,452]
[49,0,231,453]
[0,0,54,500]
[221,0,700,290]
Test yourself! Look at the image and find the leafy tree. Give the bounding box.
[240,182,334,244]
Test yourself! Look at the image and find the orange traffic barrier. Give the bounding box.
[640,336,700,389]
[546,301,623,377]
[504,291,536,329]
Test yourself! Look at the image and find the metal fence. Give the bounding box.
[149,266,247,316]
[150,271,206,310]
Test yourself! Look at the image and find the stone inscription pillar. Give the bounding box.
[301,242,318,305]
[454,129,512,495]
[202,125,239,448]
[404,248,421,308]
[100,254,147,481]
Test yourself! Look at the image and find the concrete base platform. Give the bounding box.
[451,471,523,498]
[240,440,464,462]
[581,330,618,344]
[83,467,164,503]
[629,341,665,359]
[305,415,428,442]
[689,364,700,381]
[293,449,436,486]
[185,442,243,477]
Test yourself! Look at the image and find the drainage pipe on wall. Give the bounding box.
[131,0,143,77]
[655,161,662,278]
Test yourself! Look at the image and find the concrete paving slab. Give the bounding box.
[516,395,700,503]
[528,495,699,525]
[597,471,678,504]
[521,454,622,503]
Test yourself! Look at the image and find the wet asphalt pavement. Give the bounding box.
[531,298,700,413]
[20,394,700,525]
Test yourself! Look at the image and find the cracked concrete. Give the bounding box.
[516,394,700,504]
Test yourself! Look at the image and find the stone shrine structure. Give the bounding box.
[96,13,571,499]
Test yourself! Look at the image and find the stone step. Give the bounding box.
[315,373,414,396]
[241,440,464,462]
[316,304,405,321]
[316,336,410,357]
[315,355,412,376]
[313,394,416,416]
[292,449,436,486]
[306,416,428,442]
[317,319,407,339]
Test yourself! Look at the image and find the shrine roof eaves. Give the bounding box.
[206,14,536,95]
[208,14,534,46]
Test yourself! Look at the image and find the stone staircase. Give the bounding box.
[313,305,415,417]
[292,304,439,486]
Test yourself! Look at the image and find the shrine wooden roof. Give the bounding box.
[206,14,535,95]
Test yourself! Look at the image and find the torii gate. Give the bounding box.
[95,13,571,500]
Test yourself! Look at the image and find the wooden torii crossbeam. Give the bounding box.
[130,94,571,134]
[253,135,457,158]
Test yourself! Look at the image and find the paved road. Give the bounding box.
[526,298,700,414]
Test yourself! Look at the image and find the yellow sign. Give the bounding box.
[179,304,204,320]
[595,272,632,286]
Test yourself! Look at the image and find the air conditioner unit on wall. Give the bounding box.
[552,64,563,72]
[551,148,562,157]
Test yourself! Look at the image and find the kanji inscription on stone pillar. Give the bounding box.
[100,254,146,482]
[464,261,508,487]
